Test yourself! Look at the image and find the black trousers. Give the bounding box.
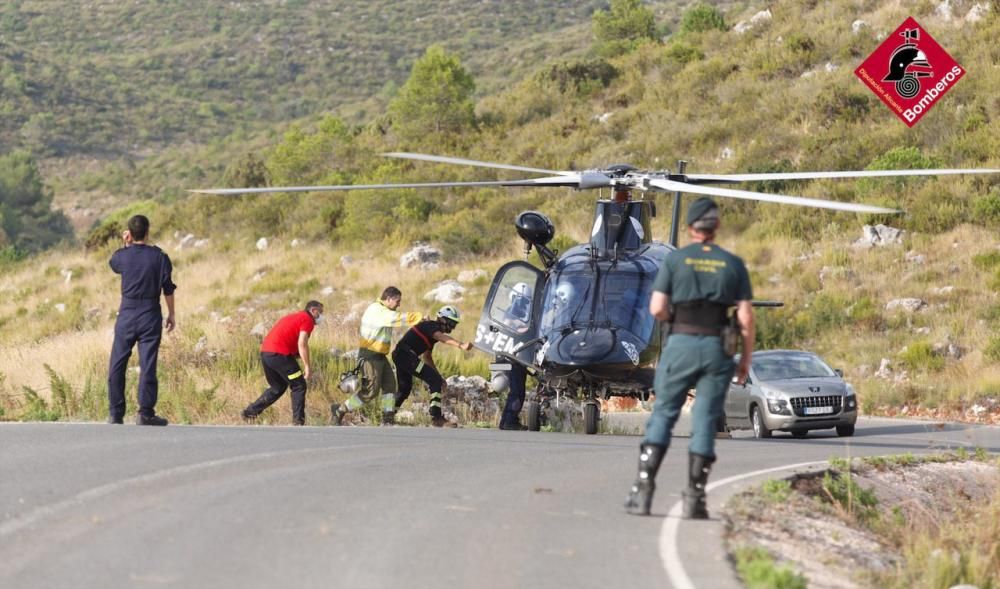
[245,352,307,424]
[108,307,162,419]
[392,347,444,418]
[499,362,528,428]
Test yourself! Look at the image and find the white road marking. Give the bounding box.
[658,461,825,589]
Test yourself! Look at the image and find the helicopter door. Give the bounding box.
[474,261,544,367]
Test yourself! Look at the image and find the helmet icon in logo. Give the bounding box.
[882,28,932,99]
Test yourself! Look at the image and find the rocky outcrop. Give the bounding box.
[400,243,441,269]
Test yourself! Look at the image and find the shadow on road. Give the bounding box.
[730,434,1000,453]
[850,422,985,437]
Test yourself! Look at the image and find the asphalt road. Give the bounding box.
[2,418,998,589]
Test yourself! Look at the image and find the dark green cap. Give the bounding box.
[686,197,720,229]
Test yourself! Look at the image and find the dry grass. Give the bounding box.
[1,220,999,424]
[0,233,513,424]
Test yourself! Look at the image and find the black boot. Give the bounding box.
[381,411,396,426]
[624,444,666,516]
[682,453,715,520]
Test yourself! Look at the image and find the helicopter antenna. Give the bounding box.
[669,160,686,247]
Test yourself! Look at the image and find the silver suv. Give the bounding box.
[724,350,858,438]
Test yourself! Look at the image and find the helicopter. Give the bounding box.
[193,152,998,434]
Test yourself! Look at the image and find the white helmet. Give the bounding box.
[509,282,532,302]
[437,305,461,323]
[338,372,359,395]
[490,371,510,393]
[555,283,574,305]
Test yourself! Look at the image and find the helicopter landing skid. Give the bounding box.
[525,385,614,435]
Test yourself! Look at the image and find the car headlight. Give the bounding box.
[766,398,791,415]
[844,384,857,410]
[844,384,858,411]
[760,388,792,415]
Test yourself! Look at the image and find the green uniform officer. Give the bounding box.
[625,197,755,519]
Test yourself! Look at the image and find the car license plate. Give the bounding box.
[804,406,833,415]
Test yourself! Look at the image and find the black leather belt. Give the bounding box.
[670,323,722,336]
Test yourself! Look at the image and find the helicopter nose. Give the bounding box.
[545,328,616,366]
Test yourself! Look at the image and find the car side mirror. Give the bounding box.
[834,368,843,377]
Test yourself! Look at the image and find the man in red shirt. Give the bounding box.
[242,300,324,425]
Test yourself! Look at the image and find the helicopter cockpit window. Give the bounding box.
[600,272,655,341]
[489,268,538,334]
[540,273,591,331]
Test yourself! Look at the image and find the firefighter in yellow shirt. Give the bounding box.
[332,286,423,425]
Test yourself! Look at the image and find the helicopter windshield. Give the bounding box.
[540,273,591,332]
[540,271,655,342]
[599,272,655,341]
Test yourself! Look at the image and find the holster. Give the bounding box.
[721,315,741,357]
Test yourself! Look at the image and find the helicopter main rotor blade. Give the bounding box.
[382,152,573,177]
[648,179,901,214]
[188,180,527,195]
[687,168,1000,182]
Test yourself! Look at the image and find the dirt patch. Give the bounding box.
[724,459,1000,589]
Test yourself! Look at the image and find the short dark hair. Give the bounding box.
[128,215,150,241]
[380,286,402,301]
[304,300,323,313]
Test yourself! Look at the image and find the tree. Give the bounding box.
[387,46,476,146]
[679,3,727,34]
[0,150,72,253]
[592,0,657,57]
[267,115,352,186]
[223,152,271,189]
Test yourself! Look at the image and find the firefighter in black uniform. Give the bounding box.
[107,215,176,426]
[624,197,755,518]
[391,306,473,428]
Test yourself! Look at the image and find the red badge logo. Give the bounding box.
[854,17,965,127]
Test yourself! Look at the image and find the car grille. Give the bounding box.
[790,395,841,417]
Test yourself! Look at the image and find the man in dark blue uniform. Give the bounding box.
[624,197,755,518]
[107,215,176,426]
[498,283,532,430]
[497,362,528,430]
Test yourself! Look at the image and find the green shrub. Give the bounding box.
[761,479,793,503]
[898,341,945,372]
[985,336,1000,362]
[680,3,727,34]
[857,147,941,196]
[545,60,619,94]
[84,200,163,250]
[972,252,1000,271]
[734,547,807,589]
[44,364,77,417]
[972,189,1000,225]
[820,470,879,524]
[592,0,657,57]
[19,386,61,421]
[663,41,704,65]
[847,296,884,331]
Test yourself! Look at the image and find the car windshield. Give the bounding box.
[753,354,836,380]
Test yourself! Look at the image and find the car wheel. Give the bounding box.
[751,406,772,439]
[791,430,808,439]
[836,424,855,437]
